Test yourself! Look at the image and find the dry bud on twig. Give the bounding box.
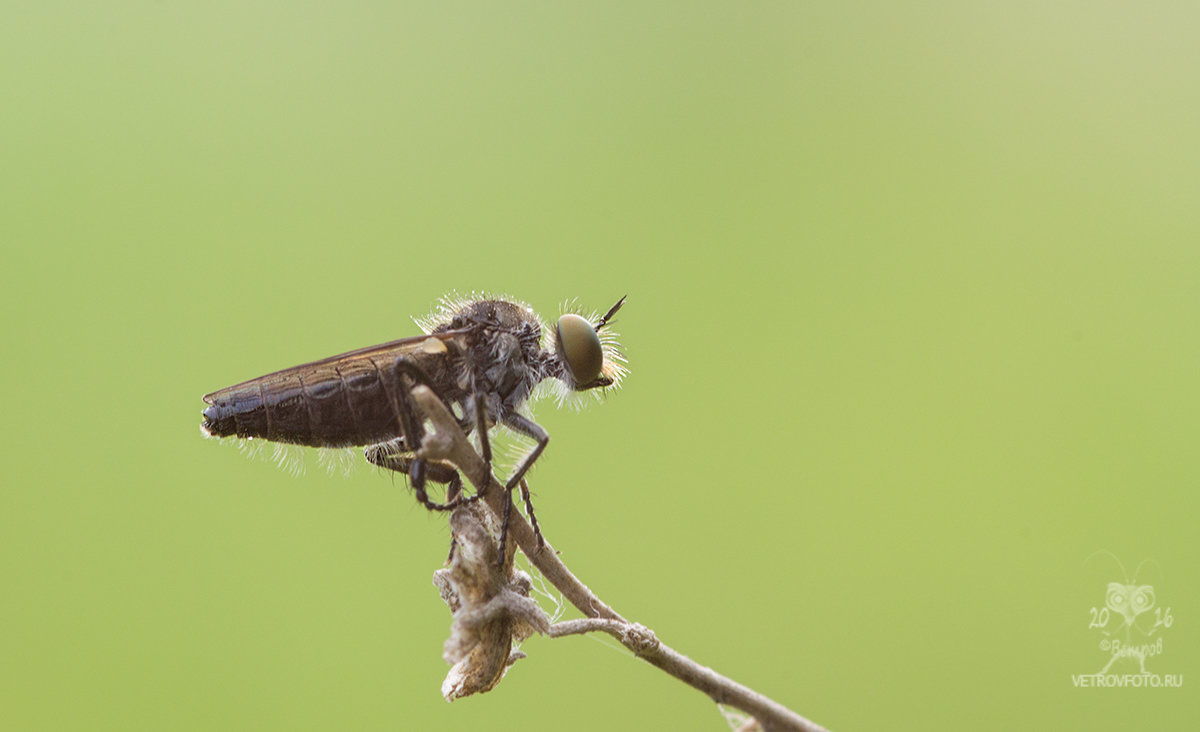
[433,503,549,700]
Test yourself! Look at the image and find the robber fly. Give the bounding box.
[201,294,627,549]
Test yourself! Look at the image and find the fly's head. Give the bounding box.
[541,296,628,408]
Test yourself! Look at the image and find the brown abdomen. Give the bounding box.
[202,359,405,447]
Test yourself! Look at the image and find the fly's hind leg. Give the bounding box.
[386,357,482,510]
[365,440,477,512]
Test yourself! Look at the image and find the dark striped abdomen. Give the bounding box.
[201,358,406,447]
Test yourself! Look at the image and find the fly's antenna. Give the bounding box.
[595,295,627,332]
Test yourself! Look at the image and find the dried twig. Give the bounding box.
[413,386,828,732]
[432,503,549,698]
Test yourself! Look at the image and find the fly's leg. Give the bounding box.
[387,359,426,489]
[471,362,493,482]
[383,358,482,512]
[363,437,410,471]
[445,474,462,505]
[519,479,543,551]
[365,441,477,511]
[474,396,492,469]
[493,414,551,560]
[496,481,514,564]
[494,481,541,565]
[501,413,549,491]
[493,479,543,565]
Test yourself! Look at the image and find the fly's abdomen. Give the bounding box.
[201,358,406,448]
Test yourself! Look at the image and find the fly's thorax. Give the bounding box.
[451,298,543,332]
[492,330,549,411]
[447,317,548,416]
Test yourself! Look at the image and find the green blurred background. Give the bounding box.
[2,2,1196,730]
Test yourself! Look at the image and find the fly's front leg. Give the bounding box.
[501,413,549,490]
[494,413,551,558]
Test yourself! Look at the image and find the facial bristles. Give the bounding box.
[534,302,628,410]
[596,324,628,388]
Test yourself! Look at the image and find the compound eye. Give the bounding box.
[556,313,603,387]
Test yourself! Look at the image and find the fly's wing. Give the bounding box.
[201,328,472,447]
[202,329,470,404]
